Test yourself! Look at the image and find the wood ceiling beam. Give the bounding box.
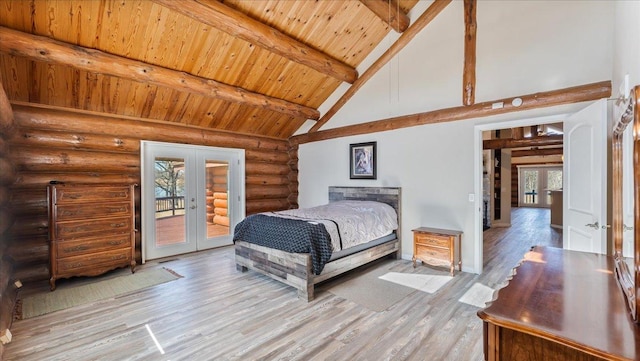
[0,75,15,137]
[463,0,477,106]
[359,0,410,33]
[483,135,563,150]
[291,81,611,145]
[0,26,319,121]
[309,0,452,133]
[512,127,524,140]
[511,147,564,157]
[152,0,358,84]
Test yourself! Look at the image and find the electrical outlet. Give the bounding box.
[468,193,475,202]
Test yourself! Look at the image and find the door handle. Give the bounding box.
[585,221,599,229]
[624,224,634,231]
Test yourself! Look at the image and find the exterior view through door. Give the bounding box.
[141,141,245,261]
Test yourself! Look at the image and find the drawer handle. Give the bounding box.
[111,223,126,228]
[64,262,84,269]
[109,207,127,213]
[63,245,88,252]
[112,255,126,260]
[108,240,125,246]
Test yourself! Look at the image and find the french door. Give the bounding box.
[141,141,245,261]
[518,166,563,208]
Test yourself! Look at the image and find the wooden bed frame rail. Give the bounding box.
[235,239,399,301]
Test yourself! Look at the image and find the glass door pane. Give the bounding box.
[154,157,187,246]
[197,150,235,250]
[546,169,563,204]
[205,160,229,239]
[523,170,539,205]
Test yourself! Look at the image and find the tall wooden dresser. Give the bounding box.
[48,183,137,290]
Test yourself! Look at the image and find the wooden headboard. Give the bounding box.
[328,186,402,227]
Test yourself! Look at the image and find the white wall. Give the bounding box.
[298,1,614,273]
[613,1,640,104]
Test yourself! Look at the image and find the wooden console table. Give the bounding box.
[478,246,640,361]
[412,227,462,276]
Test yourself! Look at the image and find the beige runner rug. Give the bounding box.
[18,267,181,319]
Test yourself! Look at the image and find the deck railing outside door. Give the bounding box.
[155,196,185,216]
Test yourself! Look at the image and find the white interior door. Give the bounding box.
[563,99,607,253]
[142,141,245,261]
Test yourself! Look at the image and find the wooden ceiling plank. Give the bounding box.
[292,81,611,144]
[359,0,410,33]
[151,0,358,84]
[0,26,319,121]
[463,0,476,106]
[309,0,453,133]
[483,135,563,150]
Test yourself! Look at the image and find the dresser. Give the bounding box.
[48,183,137,290]
[412,227,462,276]
[478,246,640,361]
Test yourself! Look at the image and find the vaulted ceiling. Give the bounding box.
[0,0,424,139]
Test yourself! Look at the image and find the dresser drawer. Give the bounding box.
[54,216,132,240]
[55,202,133,221]
[414,233,450,248]
[55,234,132,258]
[56,248,131,274]
[53,186,132,204]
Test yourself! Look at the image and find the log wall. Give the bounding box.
[0,81,17,357]
[5,103,299,284]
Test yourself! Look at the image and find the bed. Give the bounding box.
[234,186,401,301]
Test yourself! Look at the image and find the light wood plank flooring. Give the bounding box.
[5,208,560,361]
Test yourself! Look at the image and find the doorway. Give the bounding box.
[473,99,607,273]
[141,141,245,261]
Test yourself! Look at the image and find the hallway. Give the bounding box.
[482,207,562,282]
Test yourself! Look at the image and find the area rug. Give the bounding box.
[458,282,495,308]
[326,262,416,312]
[18,267,182,319]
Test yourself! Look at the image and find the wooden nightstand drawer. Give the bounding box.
[416,244,450,264]
[415,233,449,248]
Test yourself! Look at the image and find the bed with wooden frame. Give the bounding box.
[234,186,401,301]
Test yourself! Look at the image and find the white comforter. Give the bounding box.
[264,200,398,251]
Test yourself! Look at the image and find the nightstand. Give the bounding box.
[412,227,462,276]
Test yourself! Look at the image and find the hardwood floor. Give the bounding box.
[5,208,560,361]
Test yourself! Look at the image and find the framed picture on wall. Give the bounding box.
[350,142,376,179]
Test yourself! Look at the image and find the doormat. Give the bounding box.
[16,267,182,320]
